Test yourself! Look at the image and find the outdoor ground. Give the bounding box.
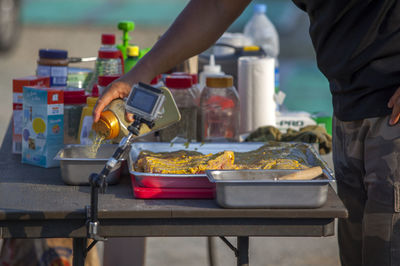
[0,25,339,266]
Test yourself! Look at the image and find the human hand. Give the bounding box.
[388,86,400,125]
[92,77,133,123]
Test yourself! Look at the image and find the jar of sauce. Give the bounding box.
[37,49,69,87]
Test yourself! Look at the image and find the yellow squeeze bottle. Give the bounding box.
[78,96,98,144]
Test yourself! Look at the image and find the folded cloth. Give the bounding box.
[245,125,332,155]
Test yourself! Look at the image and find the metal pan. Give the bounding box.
[206,169,333,208]
[55,144,125,185]
[128,142,335,189]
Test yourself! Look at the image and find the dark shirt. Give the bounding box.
[292,0,400,121]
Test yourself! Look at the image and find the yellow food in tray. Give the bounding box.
[134,144,309,174]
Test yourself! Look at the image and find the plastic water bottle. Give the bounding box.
[244,4,279,58]
[244,4,280,92]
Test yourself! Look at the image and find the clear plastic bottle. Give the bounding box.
[244,4,280,93]
[64,89,87,144]
[244,4,279,58]
[159,75,197,142]
[200,75,240,142]
[86,34,124,93]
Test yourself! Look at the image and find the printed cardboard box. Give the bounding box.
[22,86,63,168]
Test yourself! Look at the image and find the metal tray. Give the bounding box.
[55,144,124,185]
[128,142,334,189]
[206,169,333,208]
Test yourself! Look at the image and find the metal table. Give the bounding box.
[0,125,348,265]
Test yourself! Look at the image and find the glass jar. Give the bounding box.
[200,75,240,142]
[64,89,88,144]
[36,49,69,87]
[159,75,197,142]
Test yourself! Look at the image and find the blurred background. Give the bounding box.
[0,0,337,265]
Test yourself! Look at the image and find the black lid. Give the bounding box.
[39,49,68,59]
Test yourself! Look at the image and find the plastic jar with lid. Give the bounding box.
[199,75,240,142]
[64,89,88,144]
[36,49,69,87]
[159,75,197,142]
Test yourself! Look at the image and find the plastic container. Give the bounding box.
[124,45,139,73]
[244,4,279,58]
[244,4,280,92]
[98,75,120,95]
[64,89,88,144]
[159,75,197,142]
[36,49,69,87]
[78,96,98,144]
[87,34,124,93]
[200,75,240,142]
[67,67,93,89]
[198,55,224,92]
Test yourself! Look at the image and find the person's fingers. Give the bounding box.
[125,112,134,122]
[388,87,400,108]
[389,98,400,125]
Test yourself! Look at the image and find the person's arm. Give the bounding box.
[388,87,400,125]
[93,0,251,122]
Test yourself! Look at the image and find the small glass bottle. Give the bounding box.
[159,75,197,142]
[200,75,240,142]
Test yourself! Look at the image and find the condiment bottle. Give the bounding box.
[159,75,197,142]
[200,75,240,142]
[36,49,69,87]
[124,45,140,73]
[64,89,88,144]
[78,96,98,144]
[92,99,131,143]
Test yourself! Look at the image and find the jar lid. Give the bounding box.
[165,75,192,89]
[39,49,68,59]
[101,34,115,45]
[206,75,233,88]
[150,74,162,85]
[98,75,120,87]
[98,50,121,59]
[171,72,198,84]
[64,89,88,104]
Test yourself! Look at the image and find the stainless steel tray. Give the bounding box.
[54,144,124,185]
[129,142,335,189]
[206,169,333,208]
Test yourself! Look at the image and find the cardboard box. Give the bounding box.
[22,86,63,168]
[12,76,50,154]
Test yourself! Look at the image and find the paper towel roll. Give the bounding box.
[238,56,276,133]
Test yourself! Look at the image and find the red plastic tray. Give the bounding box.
[132,181,215,199]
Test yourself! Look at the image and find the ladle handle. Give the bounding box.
[278,166,323,180]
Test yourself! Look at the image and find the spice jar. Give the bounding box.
[64,89,88,144]
[200,75,240,142]
[37,49,69,87]
[159,75,197,142]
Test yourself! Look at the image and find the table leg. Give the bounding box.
[73,238,86,266]
[237,236,249,266]
[207,237,218,266]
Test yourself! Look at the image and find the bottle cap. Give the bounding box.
[203,54,221,73]
[64,89,87,105]
[254,3,267,14]
[98,75,120,87]
[92,110,120,139]
[165,75,192,89]
[101,34,116,45]
[127,46,139,57]
[39,49,68,60]
[206,75,234,88]
[150,74,162,85]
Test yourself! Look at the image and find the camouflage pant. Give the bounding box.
[333,115,400,266]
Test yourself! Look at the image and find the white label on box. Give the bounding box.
[47,104,64,115]
[13,93,23,104]
[13,110,23,134]
[276,115,316,132]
